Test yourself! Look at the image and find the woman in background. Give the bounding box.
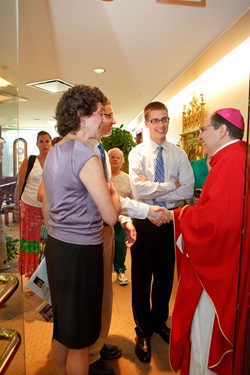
[190,145,211,204]
[38,136,63,254]
[108,147,134,285]
[14,131,52,294]
[43,85,120,375]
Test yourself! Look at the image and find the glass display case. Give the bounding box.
[0,0,25,373]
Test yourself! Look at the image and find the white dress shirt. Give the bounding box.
[87,139,149,220]
[129,138,194,209]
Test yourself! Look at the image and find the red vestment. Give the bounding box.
[170,141,250,375]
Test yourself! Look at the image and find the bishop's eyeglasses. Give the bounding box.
[199,124,214,134]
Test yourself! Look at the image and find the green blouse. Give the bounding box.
[190,157,209,189]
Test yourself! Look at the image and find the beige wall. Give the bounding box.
[133,9,250,145]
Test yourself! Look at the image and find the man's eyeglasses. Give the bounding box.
[146,116,170,125]
[104,113,114,118]
[199,124,214,134]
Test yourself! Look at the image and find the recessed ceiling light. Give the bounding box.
[94,68,106,74]
[26,79,73,94]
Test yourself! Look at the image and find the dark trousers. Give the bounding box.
[131,218,175,338]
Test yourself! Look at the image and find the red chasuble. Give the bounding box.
[170,141,250,375]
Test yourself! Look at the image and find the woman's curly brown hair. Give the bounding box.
[55,85,107,137]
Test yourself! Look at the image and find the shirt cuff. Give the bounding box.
[120,197,149,219]
[119,215,132,225]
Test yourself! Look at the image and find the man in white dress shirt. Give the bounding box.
[129,101,194,364]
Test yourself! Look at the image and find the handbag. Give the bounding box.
[20,155,37,199]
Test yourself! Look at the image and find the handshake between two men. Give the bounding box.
[147,206,173,227]
[123,206,173,249]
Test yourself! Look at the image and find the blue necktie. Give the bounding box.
[98,143,108,182]
[153,146,166,207]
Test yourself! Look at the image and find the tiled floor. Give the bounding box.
[1,219,180,375]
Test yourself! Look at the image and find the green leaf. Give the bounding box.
[4,233,19,261]
[102,125,136,172]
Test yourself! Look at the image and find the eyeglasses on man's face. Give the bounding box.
[146,116,170,125]
[104,113,114,119]
[199,124,216,134]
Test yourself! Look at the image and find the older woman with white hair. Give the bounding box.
[108,147,134,286]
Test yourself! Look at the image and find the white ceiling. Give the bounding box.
[1,0,250,131]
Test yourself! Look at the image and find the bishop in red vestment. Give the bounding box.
[169,108,250,375]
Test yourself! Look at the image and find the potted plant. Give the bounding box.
[4,233,19,262]
[102,124,136,172]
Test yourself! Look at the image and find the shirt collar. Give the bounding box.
[87,138,101,150]
[148,138,168,153]
[213,139,240,155]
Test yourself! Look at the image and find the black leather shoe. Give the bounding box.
[100,344,122,360]
[89,358,115,375]
[135,336,151,363]
[154,325,171,344]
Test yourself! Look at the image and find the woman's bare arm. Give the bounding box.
[79,156,120,226]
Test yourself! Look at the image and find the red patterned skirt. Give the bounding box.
[18,201,43,277]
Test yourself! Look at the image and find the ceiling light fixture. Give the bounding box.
[94,68,106,74]
[26,79,73,94]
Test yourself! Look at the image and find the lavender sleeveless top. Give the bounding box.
[43,139,103,245]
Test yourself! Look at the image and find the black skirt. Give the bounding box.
[45,235,103,349]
